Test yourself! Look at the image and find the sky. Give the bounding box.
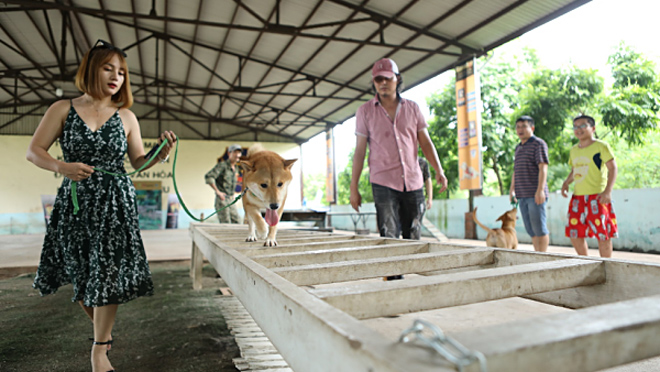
[302,0,660,177]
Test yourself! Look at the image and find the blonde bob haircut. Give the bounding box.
[74,46,133,109]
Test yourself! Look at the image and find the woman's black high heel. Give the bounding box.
[92,340,116,372]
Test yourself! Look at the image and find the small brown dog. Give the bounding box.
[238,145,297,247]
[472,207,518,249]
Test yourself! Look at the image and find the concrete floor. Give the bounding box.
[0,228,193,269]
[2,228,659,371]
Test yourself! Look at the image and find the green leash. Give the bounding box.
[71,138,244,222]
[170,138,245,222]
[71,140,168,215]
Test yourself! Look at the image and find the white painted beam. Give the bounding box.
[239,238,386,256]
[453,295,660,372]
[313,259,605,319]
[190,224,457,372]
[252,242,428,268]
[191,224,660,372]
[214,233,341,244]
[273,248,494,285]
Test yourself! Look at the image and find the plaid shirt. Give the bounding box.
[355,96,428,191]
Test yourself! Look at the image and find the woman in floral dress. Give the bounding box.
[26,39,176,372]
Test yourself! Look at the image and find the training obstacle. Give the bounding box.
[190,223,660,372]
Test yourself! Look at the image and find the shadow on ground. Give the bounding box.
[0,261,239,372]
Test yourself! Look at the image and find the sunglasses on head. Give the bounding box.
[92,39,127,58]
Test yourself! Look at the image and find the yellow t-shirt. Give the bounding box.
[569,139,614,196]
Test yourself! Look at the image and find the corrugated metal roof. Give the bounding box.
[0,0,591,143]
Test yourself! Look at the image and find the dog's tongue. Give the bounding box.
[265,209,279,226]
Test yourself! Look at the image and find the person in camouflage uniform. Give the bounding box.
[205,144,242,223]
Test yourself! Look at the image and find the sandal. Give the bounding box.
[89,337,113,355]
[92,340,115,372]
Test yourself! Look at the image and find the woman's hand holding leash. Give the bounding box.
[61,162,95,182]
[156,131,176,162]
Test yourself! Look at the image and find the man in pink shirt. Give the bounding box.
[350,58,447,243]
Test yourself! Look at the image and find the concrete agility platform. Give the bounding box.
[190,223,660,372]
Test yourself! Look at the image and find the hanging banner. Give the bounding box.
[455,59,483,190]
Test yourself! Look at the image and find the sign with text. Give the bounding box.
[134,180,162,230]
[455,59,483,190]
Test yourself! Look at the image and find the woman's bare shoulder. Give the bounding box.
[118,107,138,123]
[48,99,73,115]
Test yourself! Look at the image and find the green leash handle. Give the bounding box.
[71,137,243,222]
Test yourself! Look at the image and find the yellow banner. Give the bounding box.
[455,59,483,190]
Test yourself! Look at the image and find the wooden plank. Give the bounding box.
[239,238,386,257]
[190,224,457,372]
[193,224,660,372]
[313,259,605,319]
[206,228,328,240]
[272,249,494,285]
[217,232,337,241]
[453,295,660,372]
[219,287,234,296]
[191,241,204,290]
[252,242,428,268]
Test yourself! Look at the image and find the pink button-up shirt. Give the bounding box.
[355,96,428,192]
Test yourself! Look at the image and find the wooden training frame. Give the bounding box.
[190,223,660,372]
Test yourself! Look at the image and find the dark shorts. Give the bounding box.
[518,197,549,237]
[565,194,618,241]
[372,183,425,240]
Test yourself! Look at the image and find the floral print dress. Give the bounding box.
[33,103,154,307]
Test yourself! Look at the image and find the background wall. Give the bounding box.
[0,136,301,234]
[328,189,660,255]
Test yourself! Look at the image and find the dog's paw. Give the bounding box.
[263,239,278,247]
[245,234,257,242]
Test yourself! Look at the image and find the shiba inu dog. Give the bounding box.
[238,145,297,246]
[473,207,518,249]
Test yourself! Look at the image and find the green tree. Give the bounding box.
[478,49,538,195]
[426,84,459,198]
[609,132,660,189]
[599,43,660,146]
[427,49,539,197]
[336,148,372,205]
[515,66,604,166]
[427,51,606,196]
[609,42,658,89]
[303,173,329,207]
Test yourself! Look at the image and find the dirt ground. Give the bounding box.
[0,261,239,372]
